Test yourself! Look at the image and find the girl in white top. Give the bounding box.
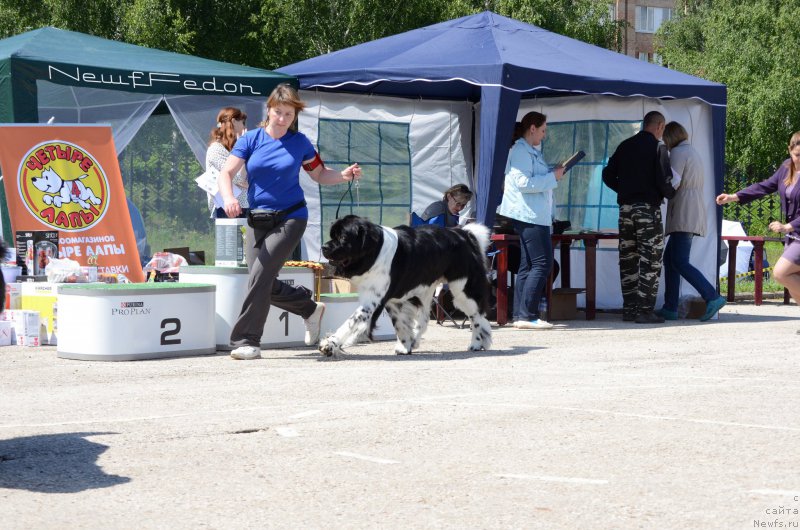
[205,107,248,218]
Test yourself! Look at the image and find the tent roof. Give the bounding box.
[0,27,294,95]
[280,11,726,106]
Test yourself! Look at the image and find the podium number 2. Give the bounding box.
[161,318,181,345]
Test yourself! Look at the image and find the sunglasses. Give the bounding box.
[450,196,468,208]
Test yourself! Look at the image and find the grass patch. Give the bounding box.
[147,217,215,263]
[720,241,785,294]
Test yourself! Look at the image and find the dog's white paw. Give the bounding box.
[90,196,101,205]
[43,196,53,205]
[394,339,413,355]
[319,337,344,359]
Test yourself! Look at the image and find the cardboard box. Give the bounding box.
[320,277,353,294]
[683,298,706,319]
[215,218,247,267]
[20,282,58,345]
[2,309,41,346]
[16,230,59,276]
[5,282,21,310]
[0,320,11,346]
[549,288,585,320]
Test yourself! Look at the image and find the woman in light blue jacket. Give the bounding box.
[498,111,565,329]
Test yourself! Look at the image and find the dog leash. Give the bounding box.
[334,179,354,219]
[333,171,361,219]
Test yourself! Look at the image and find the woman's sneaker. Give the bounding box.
[700,296,726,322]
[304,302,326,345]
[230,345,261,360]
[655,307,678,320]
[514,319,554,330]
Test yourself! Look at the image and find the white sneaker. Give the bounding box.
[513,319,554,330]
[230,345,261,360]
[304,302,326,346]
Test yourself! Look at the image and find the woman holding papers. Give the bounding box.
[206,107,248,218]
[658,121,726,322]
[717,131,800,329]
[497,111,566,330]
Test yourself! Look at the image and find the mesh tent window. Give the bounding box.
[317,118,411,245]
[543,120,642,233]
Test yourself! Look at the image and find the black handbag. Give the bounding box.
[247,200,306,231]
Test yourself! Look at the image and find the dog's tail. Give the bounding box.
[461,223,490,254]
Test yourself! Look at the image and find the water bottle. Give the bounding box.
[538,297,548,321]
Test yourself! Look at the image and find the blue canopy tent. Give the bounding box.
[280,10,727,230]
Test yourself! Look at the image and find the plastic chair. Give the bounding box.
[410,211,446,227]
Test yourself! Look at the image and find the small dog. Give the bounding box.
[320,215,493,358]
[31,167,102,209]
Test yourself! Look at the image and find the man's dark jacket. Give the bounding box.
[602,130,675,207]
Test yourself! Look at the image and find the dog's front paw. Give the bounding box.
[394,341,413,355]
[43,196,53,205]
[319,337,344,359]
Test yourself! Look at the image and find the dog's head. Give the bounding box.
[31,168,62,193]
[321,215,384,278]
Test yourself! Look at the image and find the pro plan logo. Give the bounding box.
[111,301,151,316]
[18,141,109,232]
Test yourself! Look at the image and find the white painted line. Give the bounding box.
[749,489,800,497]
[275,427,299,437]
[497,473,607,485]
[410,400,800,433]
[289,410,322,419]
[334,451,400,465]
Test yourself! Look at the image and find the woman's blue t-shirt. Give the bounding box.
[231,128,316,219]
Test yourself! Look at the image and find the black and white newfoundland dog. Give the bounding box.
[319,215,493,358]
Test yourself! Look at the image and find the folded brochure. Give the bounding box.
[195,166,242,208]
[557,150,586,172]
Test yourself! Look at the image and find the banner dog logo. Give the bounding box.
[18,140,109,232]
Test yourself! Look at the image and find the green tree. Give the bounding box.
[657,0,800,179]
[0,0,623,69]
[445,0,623,50]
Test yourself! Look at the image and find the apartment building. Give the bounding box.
[612,0,677,63]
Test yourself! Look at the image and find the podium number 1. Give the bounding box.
[160,318,182,345]
[279,311,289,336]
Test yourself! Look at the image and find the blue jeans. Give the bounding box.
[663,232,718,311]
[512,220,552,321]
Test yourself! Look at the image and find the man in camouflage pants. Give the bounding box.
[602,111,676,323]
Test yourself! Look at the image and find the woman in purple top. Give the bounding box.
[218,84,362,360]
[717,131,800,327]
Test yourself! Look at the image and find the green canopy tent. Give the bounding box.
[0,27,296,242]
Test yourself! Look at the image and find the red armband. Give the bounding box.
[302,152,323,172]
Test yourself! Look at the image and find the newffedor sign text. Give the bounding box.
[47,64,264,96]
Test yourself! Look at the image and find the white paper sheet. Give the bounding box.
[195,166,241,208]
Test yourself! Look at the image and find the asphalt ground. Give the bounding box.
[2,301,800,529]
